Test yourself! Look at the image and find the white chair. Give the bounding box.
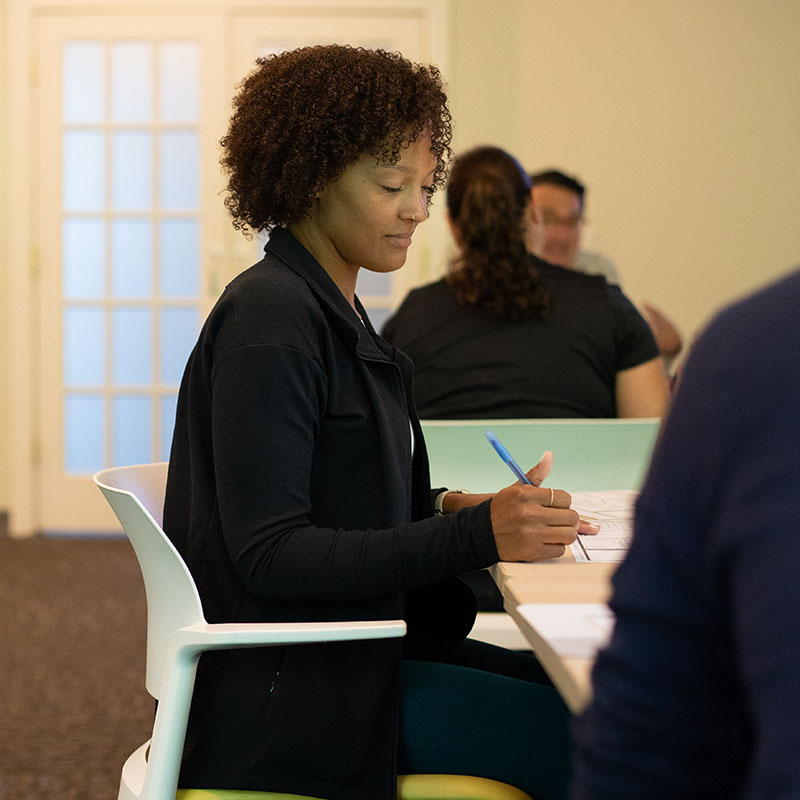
[94,463,532,800]
[421,418,661,650]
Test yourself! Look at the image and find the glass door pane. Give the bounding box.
[60,37,203,481]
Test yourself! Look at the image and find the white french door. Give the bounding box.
[31,2,446,533]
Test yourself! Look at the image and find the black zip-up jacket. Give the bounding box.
[163,227,498,800]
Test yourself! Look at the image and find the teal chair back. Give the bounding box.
[421,418,661,494]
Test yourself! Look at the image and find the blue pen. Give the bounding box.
[485,431,532,485]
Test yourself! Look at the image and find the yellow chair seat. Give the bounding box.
[176,774,533,800]
[398,774,533,799]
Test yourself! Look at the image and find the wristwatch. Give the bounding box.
[434,488,469,515]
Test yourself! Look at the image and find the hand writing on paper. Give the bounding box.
[489,451,600,562]
[522,451,601,537]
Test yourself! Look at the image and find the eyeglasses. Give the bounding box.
[534,212,584,230]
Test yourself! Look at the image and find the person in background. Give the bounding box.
[382,146,670,421]
[570,267,800,798]
[527,169,682,364]
[164,46,590,800]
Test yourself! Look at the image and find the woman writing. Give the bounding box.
[382,146,670,420]
[164,46,590,800]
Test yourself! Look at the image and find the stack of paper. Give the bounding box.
[516,602,615,657]
[570,490,638,562]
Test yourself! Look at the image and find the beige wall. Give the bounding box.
[449,0,518,154]
[448,0,800,355]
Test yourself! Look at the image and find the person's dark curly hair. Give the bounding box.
[220,44,452,233]
[445,146,551,322]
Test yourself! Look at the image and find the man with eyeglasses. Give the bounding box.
[527,168,682,363]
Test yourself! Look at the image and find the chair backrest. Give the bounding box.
[93,462,203,699]
[422,418,661,494]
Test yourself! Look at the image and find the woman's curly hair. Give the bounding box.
[446,146,551,321]
[220,44,452,233]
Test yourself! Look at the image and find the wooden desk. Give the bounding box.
[491,557,618,714]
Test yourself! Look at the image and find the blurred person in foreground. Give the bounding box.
[571,267,800,798]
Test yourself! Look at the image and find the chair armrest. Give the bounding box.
[144,618,406,800]
[174,618,407,652]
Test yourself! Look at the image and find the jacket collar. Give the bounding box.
[264,227,394,364]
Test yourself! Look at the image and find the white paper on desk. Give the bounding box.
[517,603,615,657]
[570,490,638,563]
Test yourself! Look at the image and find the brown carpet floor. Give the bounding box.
[0,535,155,799]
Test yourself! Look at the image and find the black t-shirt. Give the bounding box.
[381,258,658,419]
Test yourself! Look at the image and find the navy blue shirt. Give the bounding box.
[571,269,800,798]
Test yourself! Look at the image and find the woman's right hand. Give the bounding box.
[443,451,599,559]
[489,481,581,562]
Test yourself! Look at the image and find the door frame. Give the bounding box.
[4,0,449,536]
